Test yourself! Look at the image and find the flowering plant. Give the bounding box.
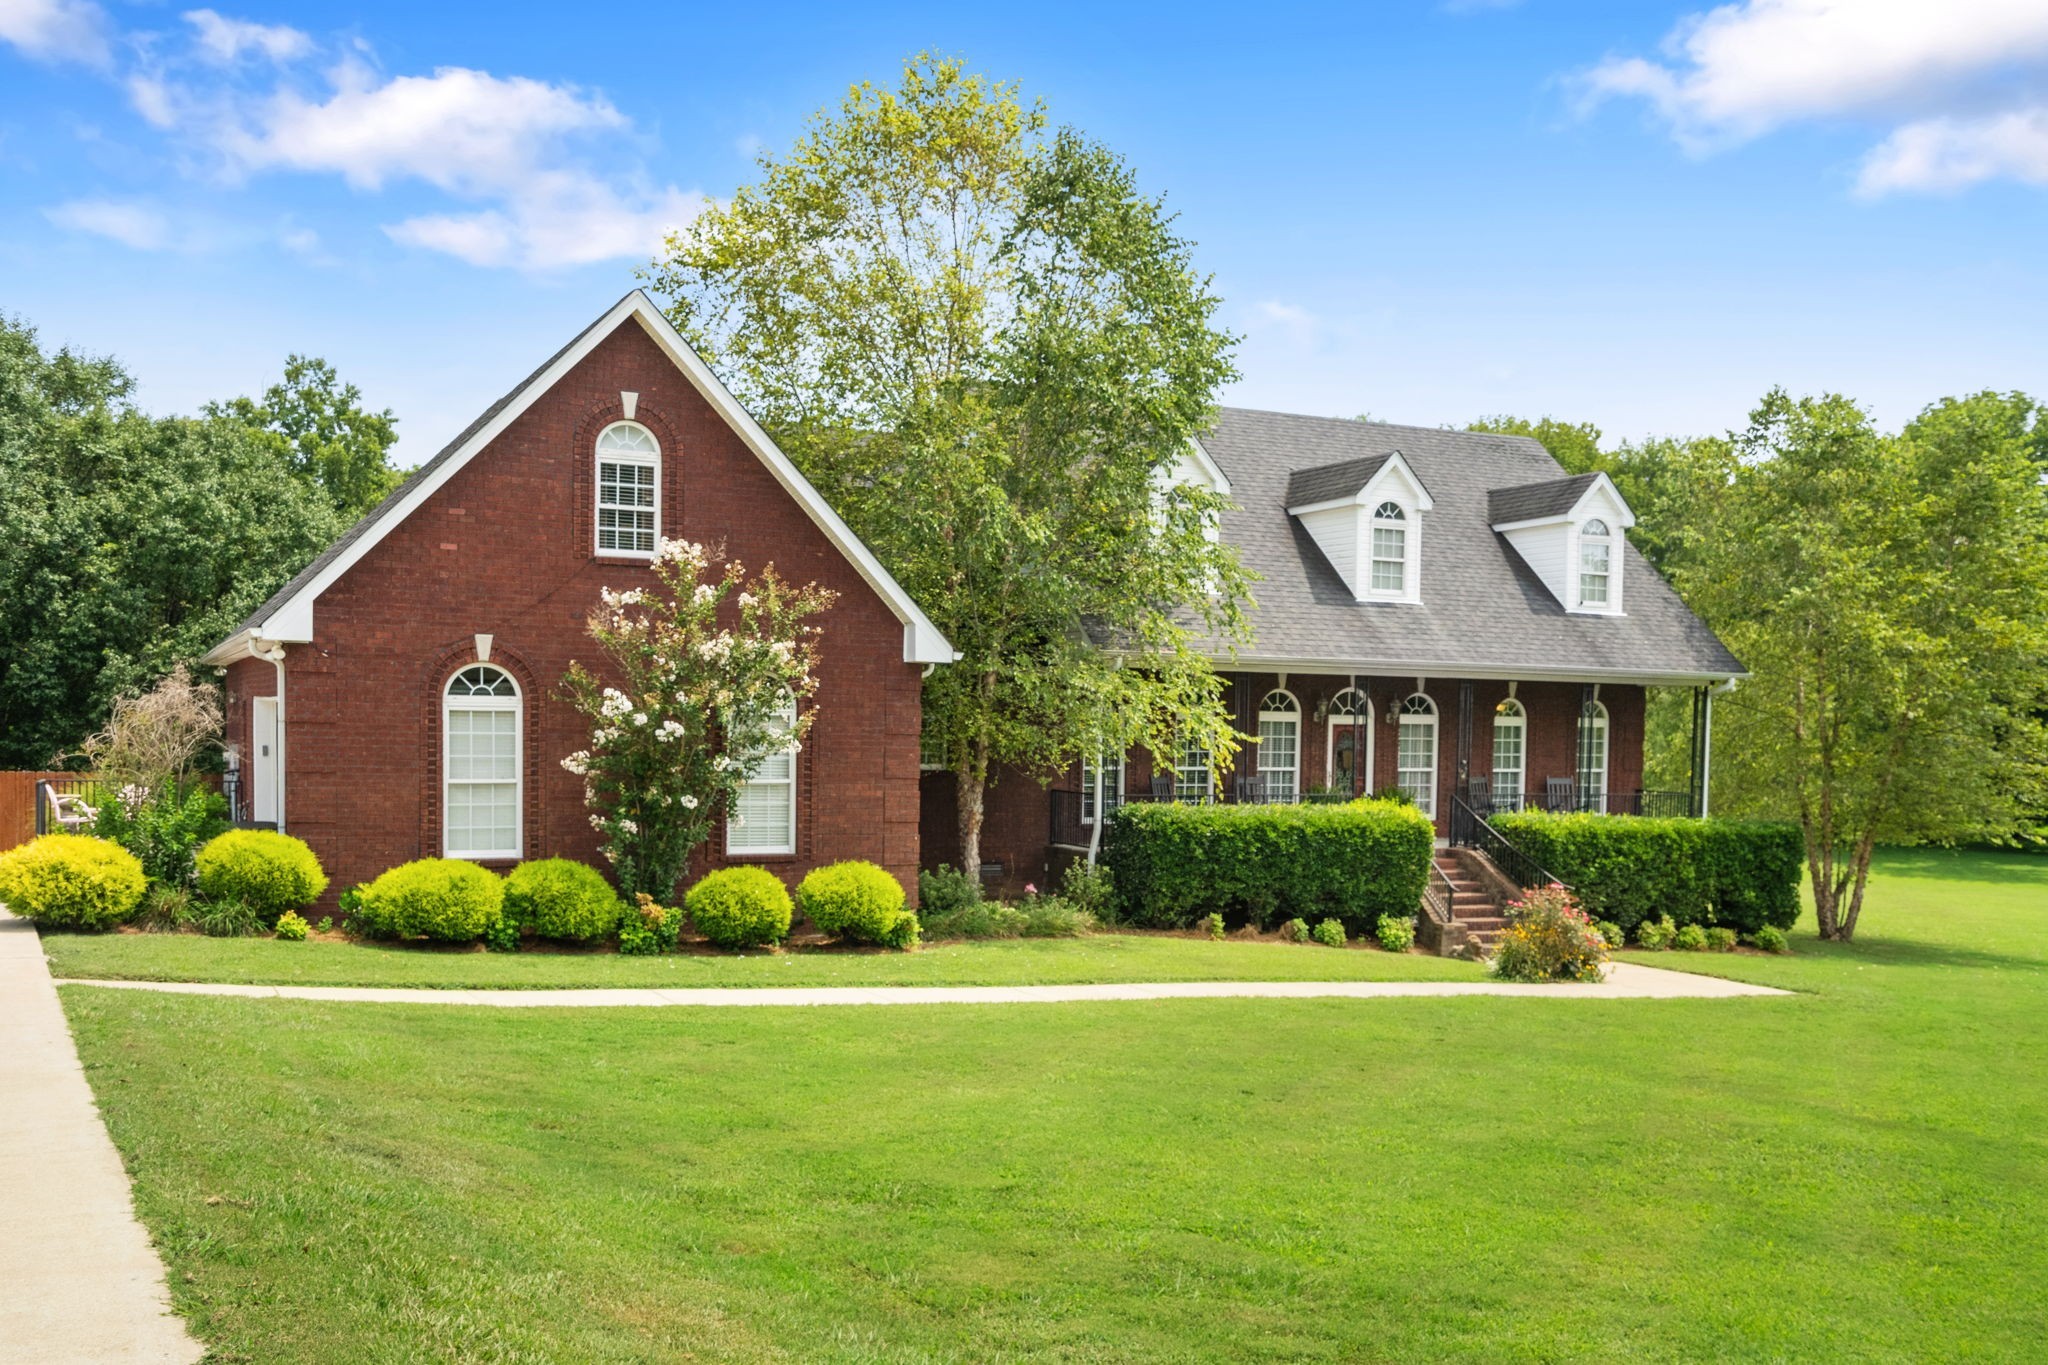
[1489,882,1609,984]
[560,539,834,899]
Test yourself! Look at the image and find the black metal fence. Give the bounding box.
[33,776,112,836]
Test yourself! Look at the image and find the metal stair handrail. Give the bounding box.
[1448,792,1571,893]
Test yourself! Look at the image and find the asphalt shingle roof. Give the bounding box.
[1203,408,1744,680]
[1284,453,1395,509]
[1487,472,1601,525]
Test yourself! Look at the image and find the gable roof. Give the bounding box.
[1201,408,1744,683]
[205,292,955,667]
[1285,454,1393,509]
[1487,472,1602,526]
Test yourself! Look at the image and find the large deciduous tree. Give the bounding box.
[647,55,1252,873]
[1678,389,2048,940]
[0,317,344,767]
[209,355,402,517]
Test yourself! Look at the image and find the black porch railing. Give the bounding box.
[1448,793,1570,892]
[1466,787,1697,819]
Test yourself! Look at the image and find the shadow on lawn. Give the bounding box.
[1869,849,2048,886]
[1787,933,2046,976]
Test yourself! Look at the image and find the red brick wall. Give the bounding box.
[931,673,1649,888]
[226,320,924,908]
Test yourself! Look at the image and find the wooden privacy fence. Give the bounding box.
[0,772,88,853]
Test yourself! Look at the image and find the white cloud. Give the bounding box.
[182,8,309,65]
[1858,108,2048,194]
[44,197,171,249]
[0,0,110,65]
[1579,0,2048,195]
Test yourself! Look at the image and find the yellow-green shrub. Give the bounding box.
[685,867,791,950]
[502,858,623,943]
[352,859,502,941]
[0,834,145,930]
[797,860,916,949]
[195,829,327,919]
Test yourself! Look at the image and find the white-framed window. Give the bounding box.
[595,421,659,556]
[1081,748,1126,823]
[728,696,798,855]
[1175,734,1212,804]
[1257,689,1300,802]
[1577,701,1609,814]
[1397,692,1438,817]
[1492,698,1526,810]
[1326,687,1373,793]
[443,664,520,859]
[1370,501,1407,593]
[1579,518,1612,608]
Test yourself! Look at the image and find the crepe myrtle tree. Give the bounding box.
[560,539,835,901]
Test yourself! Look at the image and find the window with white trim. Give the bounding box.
[443,665,520,859]
[1579,518,1612,608]
[1175,734,1212,804]
[1370,501,1408,593]
[1326,687,1372,793]
[1577,701,1609,814]
[1257,690,1300,802]
[1491,698,1526,810]
[595,421,659,556]
[1396,692,1438,816]
[728,697,797,855]
[1081,748,1125,823]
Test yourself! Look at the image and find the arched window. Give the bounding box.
[595,421,660,556]
[1370,501,1408,593]
[1397,692,1438,816]
[444,664,520,859]
[729,695,798,855]
[1326,687,1373,794]
[1579,518,1612,608]
[1257,690,1300,803]
[1577,700,1609,813]
[1492,698,1526,811]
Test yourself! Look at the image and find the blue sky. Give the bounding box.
[4,0,2045,464]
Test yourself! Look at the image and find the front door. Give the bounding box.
[251,697,279,825]
[1329,720,1370,796]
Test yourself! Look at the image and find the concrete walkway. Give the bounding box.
[0,910,203,1365]
[59,960,1787,1008]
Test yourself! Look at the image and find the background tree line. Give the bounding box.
[0,314,398,767]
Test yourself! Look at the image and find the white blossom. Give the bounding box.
[631,711,648,726]
[679,794,699,810]
[560,750,591,776]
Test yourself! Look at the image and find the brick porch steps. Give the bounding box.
[1435,854,1508,948]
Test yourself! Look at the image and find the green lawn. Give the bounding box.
[41,929,1482,988]
[62,849,2048,1362]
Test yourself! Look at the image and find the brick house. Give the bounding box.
[202,292,953,907]
[923,410,1745,887]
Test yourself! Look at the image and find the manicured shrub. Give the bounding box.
[274,911,310,941]
[195,829,328,920]
[0,834,146,930]
[686,867,792,950]
[1705,926,1738,951]
[618,894,682,955]
[1279,917,1311,943]
[502,858,623,943]
[1491,811,1802,936]
[94,785,230,888]
[917,864,981,919]
[1636,915,1677,950]
[1673,923,1709,951]
[798,861,917,949]
[1374,915,1414,953]
[1490,884,1608,983]
[1101,799,1434,932]
[1595,920,1626,950]
[1313,918,1348,948]
[1749,925,1790,954]
[1202,912,1226,940]
[352,859,503,941]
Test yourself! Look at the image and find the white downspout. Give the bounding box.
[1702,678,1737,818]
[257,642,288,832]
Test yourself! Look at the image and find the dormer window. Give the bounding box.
[1370,502,1408,593]
[1579,519,1612,607]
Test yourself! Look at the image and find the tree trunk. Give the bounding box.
[956,756,987,883]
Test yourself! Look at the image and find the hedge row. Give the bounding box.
[1100,799,1434,931]
[1490,811,1802,935]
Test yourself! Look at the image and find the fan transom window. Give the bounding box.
[443,664,520,859]
[595,422,659,556]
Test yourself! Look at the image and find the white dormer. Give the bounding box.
[1155,437,1232,549]
[1285,451,1434,604]
[1488,471,1636,616]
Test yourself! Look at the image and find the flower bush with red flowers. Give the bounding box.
[1489,883,1609,984]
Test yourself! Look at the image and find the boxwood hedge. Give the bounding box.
[1100,799,1434,931]
[1489,811,1802,935]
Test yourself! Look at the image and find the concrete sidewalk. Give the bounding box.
[59,960,1789,1008]
[1,909,203,1365]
